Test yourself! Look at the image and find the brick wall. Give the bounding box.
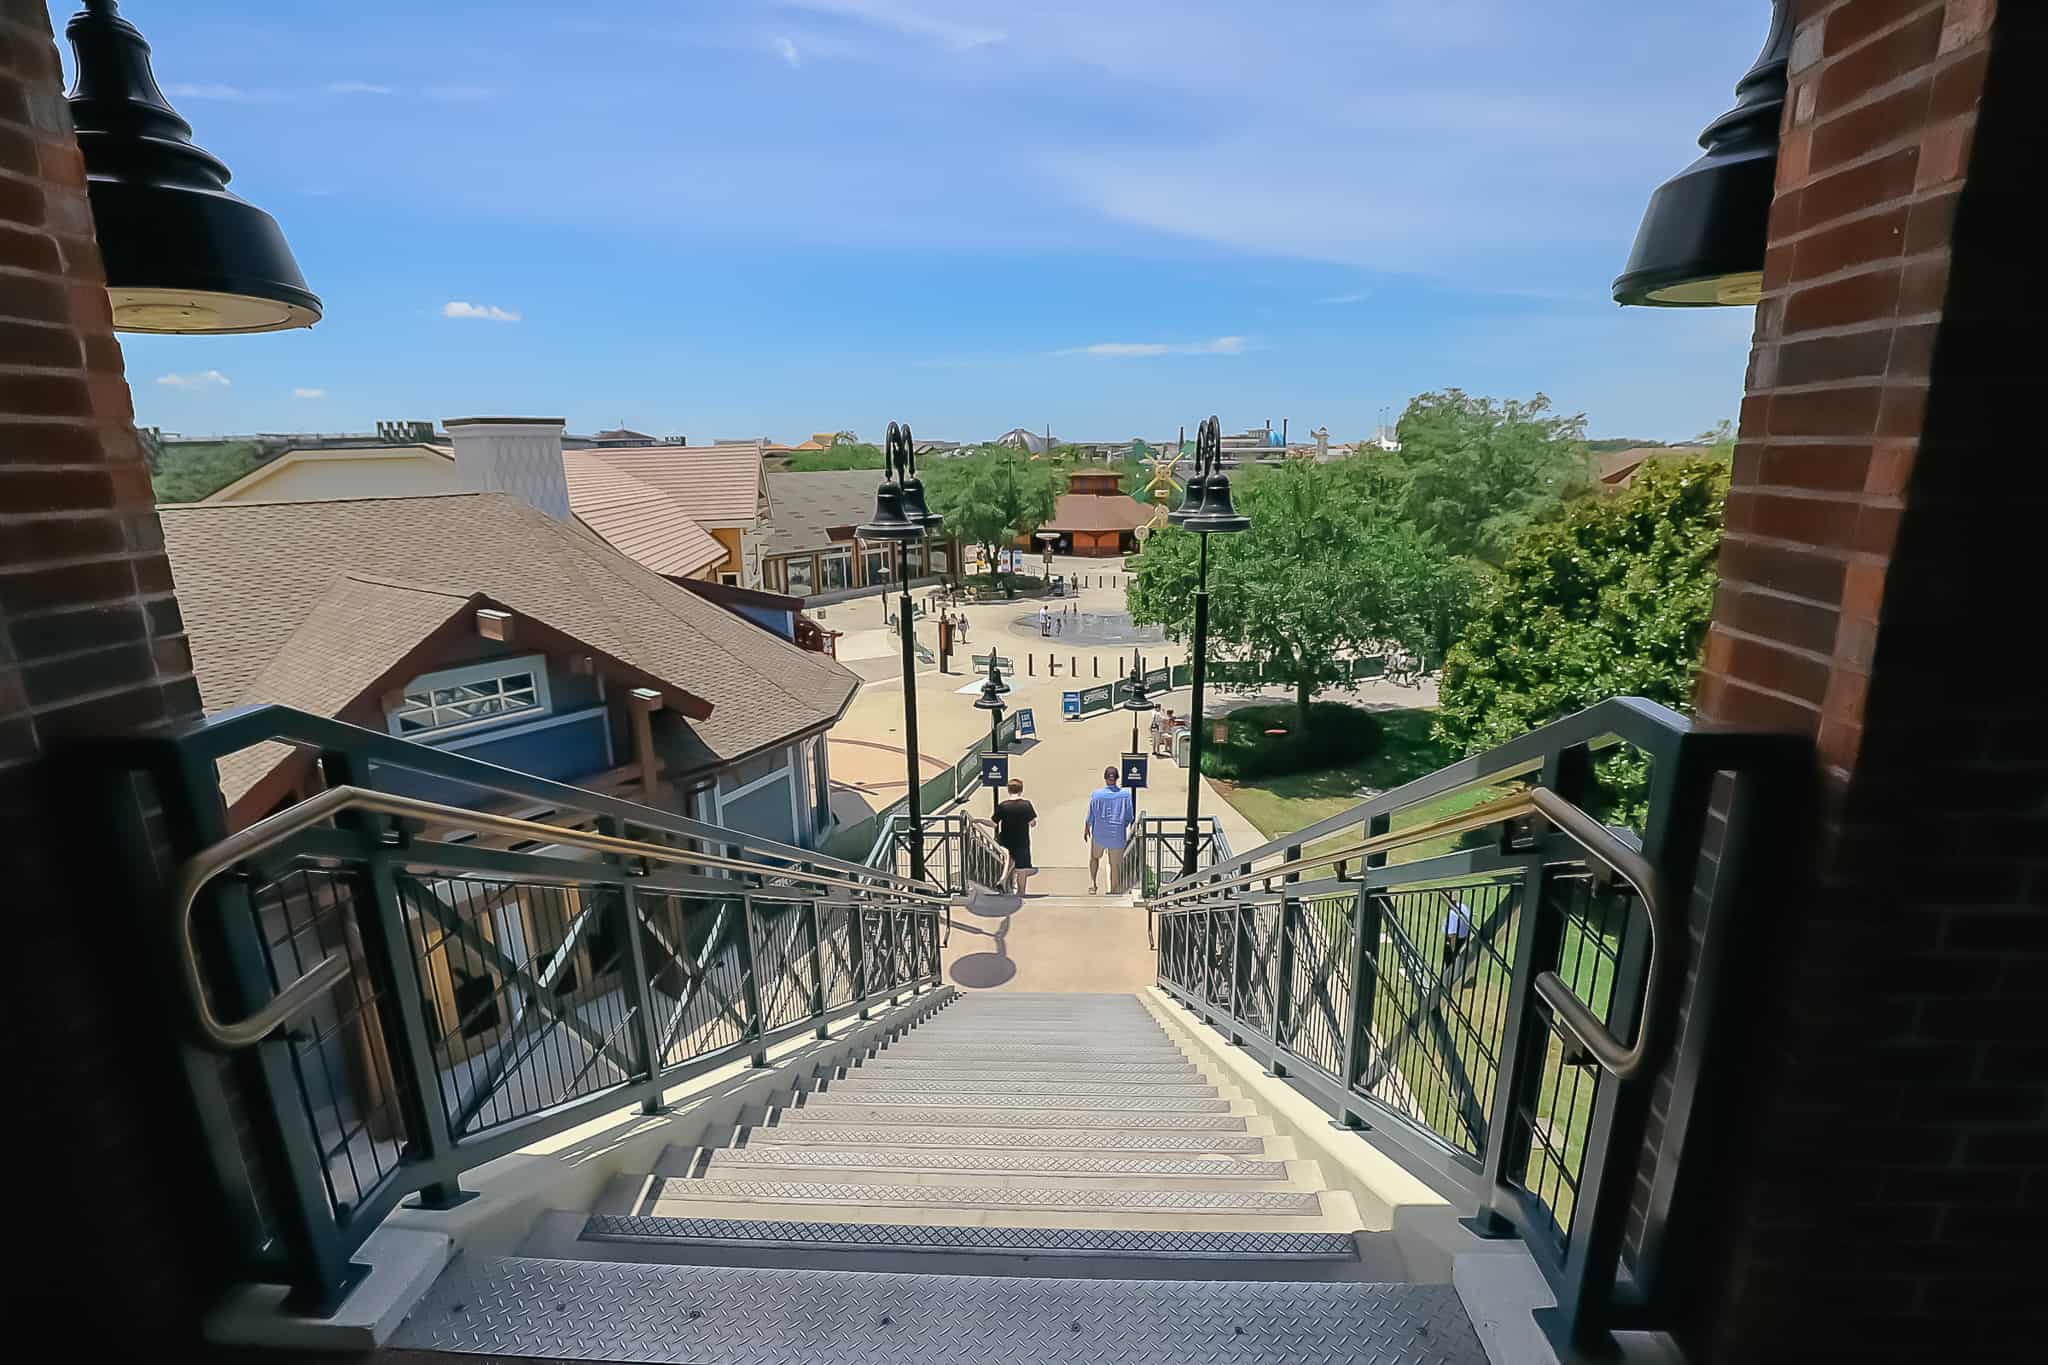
[1668,1,2045,1359]
[1,1,223,1344]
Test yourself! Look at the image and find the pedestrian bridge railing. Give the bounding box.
[1141,697,1791,1353]
[112,704,947,1318]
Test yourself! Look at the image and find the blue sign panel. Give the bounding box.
[981,753,1010,787]
[1015,707,1036,737]
[1061,691,1081,717]
[1121,754,1149,789]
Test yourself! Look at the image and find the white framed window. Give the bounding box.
[821,551,851,591]
[388,654,551,737]
[785,556,815,596]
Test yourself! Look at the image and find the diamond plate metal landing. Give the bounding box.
[656,1179,1322,1214]
[745,1125,1269,1153]
[579,1215,1360,1260]
[393,1256,1485,1363]
[778,1106,1249,1130]
[711,1148,1289,1180]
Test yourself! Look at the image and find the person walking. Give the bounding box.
[1040,602,1050,637]
[1149,707,1165,756]
[937,612,954,673]
[1084,765,1135,895]
[990,778,1037,896]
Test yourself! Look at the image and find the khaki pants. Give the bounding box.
[1089,839,1126,893]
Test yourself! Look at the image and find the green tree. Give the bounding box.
[1391,390,1594,565]
[922,445,1060,596]
[1127,461,1474,728]
[785,442,885,471]
[1434,457,1729,759]
[1693,419,1736,461]
[152,441,266,503]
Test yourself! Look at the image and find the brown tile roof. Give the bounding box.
[1597,446,1709,485]
[161,493,858,787]
[562,452,726,578]
[586,442,766,524]
[1043,491,1154,534]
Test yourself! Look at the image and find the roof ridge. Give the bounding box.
[164,490,483,512]
[339,571,476,598]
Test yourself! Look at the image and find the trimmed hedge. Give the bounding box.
[1199,702,1382,781]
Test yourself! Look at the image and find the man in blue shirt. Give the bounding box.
[1084,765,1135,895]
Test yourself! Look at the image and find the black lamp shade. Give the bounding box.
[66,3,320,334]
[1183,475,1251,534]
[859,479,924,541]
[1613,1,1790,308]
[900,473,941,531]
[974,683,1006,714]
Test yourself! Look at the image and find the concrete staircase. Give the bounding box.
[390,992,1488,1363]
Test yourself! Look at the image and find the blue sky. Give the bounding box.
[66,1,1767,444]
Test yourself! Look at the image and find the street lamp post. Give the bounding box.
[1168,416,1251,877]
[973,655,1008,817]
[1123,648,1156,756]
[861,422,942,882]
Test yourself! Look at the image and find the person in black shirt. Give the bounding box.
[990,778,1037,895]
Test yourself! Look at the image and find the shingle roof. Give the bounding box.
[587,442,766,524]
[562,453,727,578]
[1043,492,1154,533]
[162,493,858,788]
[761,469,887,556]
[1596,446,1709,486]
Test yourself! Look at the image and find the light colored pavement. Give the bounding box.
[816,555,1436,863]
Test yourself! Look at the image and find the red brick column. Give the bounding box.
[2,1,222,1341]
[1675,2,2044,1359]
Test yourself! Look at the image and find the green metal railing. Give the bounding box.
[1144,696,1789,1352]
[123,704,947,1317]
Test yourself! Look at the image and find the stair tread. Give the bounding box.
[742,1125,1269,1153]
[648,1178,1323,1216]
[580,1214,1361,1258]
[829,1080,1218,1098]
[801,1092,1232,1112]
[702,1149,1289,1180]
[776,1105,1250,1131]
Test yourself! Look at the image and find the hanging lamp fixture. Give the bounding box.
[1612,0,1791,307]
[64,1,321,333]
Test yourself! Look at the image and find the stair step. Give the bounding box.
[850,1061,1204,1081]
[742,1124,1270,1154]
[828,1079,1218,1098]
[698,1147,1291,1182]
[881,1045,1186,1063]
[579,1214,1362,1261]
[798,1091,1232,1113]
[775,1105,1251,1131]
[646,1178,1324,1216]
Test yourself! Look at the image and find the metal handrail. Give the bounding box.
[174,784,950,1052]
[1146,786,1673,1082]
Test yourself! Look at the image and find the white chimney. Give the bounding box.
[445,417,570,520]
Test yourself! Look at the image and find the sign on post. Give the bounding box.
[1062,691,1081,718]
[980,753,1009,787]
[1015,708,1036,737]
[1121,754,1149,789]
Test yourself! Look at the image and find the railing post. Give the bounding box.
[596,815,668,1114]
[807,897,830,1038]
[1469,743,1591,1240]
[1338,883,1377,1127]
[318,750,472,1213]
[850,902,870,1018]
[1271,845,1301,1076]
[735,893,768,1067]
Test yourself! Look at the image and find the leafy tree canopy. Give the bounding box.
[1126,460,1475,726]
[1434,457,1729,758]
[152,441,265,504]
[922,445,1060,590]
[785,442,884,471]
[1390,390,1593,566]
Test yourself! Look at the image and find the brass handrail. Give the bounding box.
[1146,786,1673,1082]
[174,784,950,1052]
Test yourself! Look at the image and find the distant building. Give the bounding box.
[992,427,1058,456]
[1039,470,1152,557]
[1597,445,1711,490]
[163,449,858,849]
[759,469,959,598]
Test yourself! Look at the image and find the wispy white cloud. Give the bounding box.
[1057,336,1247,358]
[442,301,521,322]
[775,35,802,67]
[327,80,395,95]
[292,387,328,399]
[1319,290,1373,305]
[164,82,276,101]
[156,370,231,389]
[780,1,1006,51]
